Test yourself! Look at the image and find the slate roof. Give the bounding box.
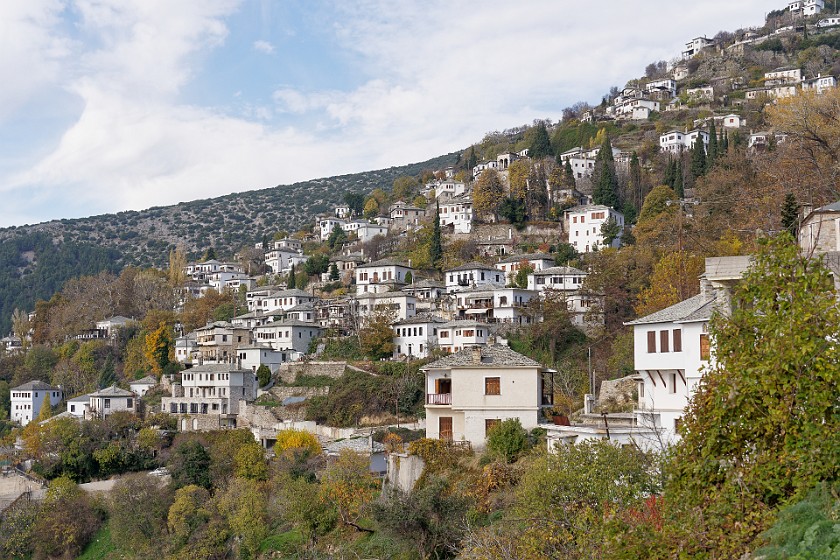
[532,266,587,276]
[357,258,412,269]
[407,279,445,289]
[130,375,157,386]
[624,293,717,326]
[186,363,252,374]
[497,253,554,264]
[90,386,135,398]
[394,313,447,326]
[268,289,314,298]
[439,320,493,329]
[421,344,542,369]
[67,394,92,403]
[813,201,840,213]
[445,261,497,272]
[12,380,59,392]
[254,319,323,329]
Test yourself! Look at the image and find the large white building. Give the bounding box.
[438,194,473,234]
[565,205,625,253]
[355,259,414,295]
[10,381,63,426]
[392,315,447,359]
[659,129,709,154]
[444,262,505,293]
[87,386,137,419]
[422,344,555,449]
[252,320,324,358]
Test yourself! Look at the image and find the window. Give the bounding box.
[660,330,670,353]
[485,419,501,435]
[484,377,501,395]
[670,373,677,394]
[127,398,133,409]
[647,331,656,353]
[700,334,711,360]
[104,399,111,409]
[673,329,682,352]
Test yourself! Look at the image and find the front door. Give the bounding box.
[439,416,453,441]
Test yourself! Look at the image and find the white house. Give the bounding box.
[250,289,318,314]
[682,36,714,58]
[817,16,840,27]
[764,68,802,86]
[422,344,555,449]
[435,320,493,353]
[495,253,556,279]
[355,259,414,295]
[444,262,505,293]
[565,205,625,253]
[659,129,709,154]
[265,247,308,274]
[434,180,467,199]
[236,344,286,373]
[319,218,347,241]
[175,333,198,364]
[448,287,537,325]
[392,314,447,359]
[798,201,840,254]
[335,205,352,219]
[626,256,750,443]
[162,363,257,430]
[389,202,425,228]
[354,292,418,322]
[87,386,136,419]
[356,222,389,243]
[10,381,63,426]
[95,316,135,338]
[803,0,825,15]
[194,322,252,362]
[129,375,157,397]
[686,86,714,101]
[252,320,323,358]
[438,194,473,234]
[66,394,91,418]
[526,266,595,326]
[645,79,677,98]
[802,74,837,94]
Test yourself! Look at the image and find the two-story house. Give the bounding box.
[392,314,447,359]
[438,194,473,234]
[194,321,252,362]
[87,386,137,419]
[444,262,505,293]
[355,259,414,294]
[251,289,318,314]
[495,253,556,280]
[435,320,493,353]
[10,381,63,426]
[252,320,324,358]
[354,292,417,322]
[422,344,555,448]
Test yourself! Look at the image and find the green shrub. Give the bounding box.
[486,418,529,463]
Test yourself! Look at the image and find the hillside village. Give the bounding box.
[1,2,840,559]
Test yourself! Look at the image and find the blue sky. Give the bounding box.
[0,0,770,227]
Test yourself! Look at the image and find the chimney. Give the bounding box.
[471,345,483,364]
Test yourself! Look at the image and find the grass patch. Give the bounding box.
[260,528,306,554]
[78,524,118,560]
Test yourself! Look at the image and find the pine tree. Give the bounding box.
[430,202,443,271]
[690,135,707,179]
[781,193,800,237]
[329,263,340,281]
[564,160,575,187]
[288,264,296,289]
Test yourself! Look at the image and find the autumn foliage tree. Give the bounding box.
[473,169,504,221]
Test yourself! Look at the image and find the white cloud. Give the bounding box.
[0,0,772,227]
[253,39,275,54]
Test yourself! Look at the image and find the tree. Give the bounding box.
[33,476,100,558]
[564,159,576,187]
[256,364,271,388]
[393,176,420,201]
[512,262,534,289]
[486,418,528,463]
[359,310,396,360]
[708,121,719,168]
[329,262,340,281]
[217,478,269,559]
[508,159,530,202]
[473,169,504,221]
[690,135,707,179]
[634,251,705,317]
[430,202,443,271]
[600,217,621,246]
[203,247,217,261]
[592,136,619,208]
[168,245,187,287]
[674,159,685,198]
[466,146,478,171]
[404,271,413,285]
[168,439,212,489]
[781,192,800,237]
[287,263,296,289]
[667,235,840,557]
[499,196,527,226]
[554,243,578,265]
[528,122,553,159]
[327,224,347,250]
[363,197,379,218]
[144,322,173,377]
[320,449,378,531]
[344,191,365,216]
[274,428,322,457]
[167,485,211,547]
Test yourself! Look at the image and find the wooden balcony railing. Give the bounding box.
[426,393,452,405]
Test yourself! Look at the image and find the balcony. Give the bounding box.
[426,393,452,405]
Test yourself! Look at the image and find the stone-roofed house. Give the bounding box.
[435,320,493,353]
[66,394,91,418]
[161,363,257,431]
[250,289,318,314]
[392,314,447,359]
[194,321,252,362]
[355,259,414,295]
[87,386,137,419]
[444,262,504,293]
[10,381,63,426]
[129,375,158,397]
[494,253,556,278]
[799,201,840,255]
[422,344,556,448]
[252,320,324,359]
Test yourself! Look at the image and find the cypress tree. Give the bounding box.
[564,160,575,187]
[690,135,707,179]
[288,264,296,289]
[466,147,477,171]
[675,160,685,198]
[781,193,800,237]
[664,158,675,189]
[708,122,719,170]
[592,136,619,208]
[430,202,443,271]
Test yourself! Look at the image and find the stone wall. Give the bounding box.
[386,453,425,493]
[596,375,639,413]
[277,361,347,384]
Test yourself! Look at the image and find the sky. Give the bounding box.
[0,0,771,228]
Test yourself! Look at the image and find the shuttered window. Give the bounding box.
[673,329,682,352]
[660,330,670,353]
[647,331,656,353]
[484,377,501,395]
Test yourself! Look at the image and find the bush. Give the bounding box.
[486,418,529,463]
[256,364,271,387]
